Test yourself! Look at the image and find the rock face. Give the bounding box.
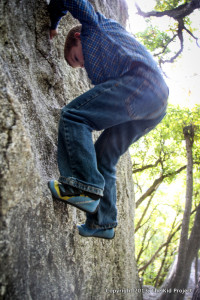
[0,1,141,299]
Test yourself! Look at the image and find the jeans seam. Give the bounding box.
[73,83,117,111]
[97,128,111,161]
[125,79,148,119]
[61,111,76,177]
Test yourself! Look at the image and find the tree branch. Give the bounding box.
[137,208,198,275]
[136,204,159,233]
[183,25,200,48]
[154,34,178,57]
[154,215,178,287]
[135,0,200,20]
[135,194,154,232]
[132,158,161,173]
[136,226,150,263]
[136,165,187,208]
[160,19,184,64]
[135,0,200,63]
[138,220,182,273]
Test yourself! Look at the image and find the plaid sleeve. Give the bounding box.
[48,0,98,29]
[66,0,98,25]
[48,0,68,30]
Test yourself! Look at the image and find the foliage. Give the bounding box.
[136,24,172,56]
[155,0,190,11]
[131,105,200,286]
[135,0,200,64]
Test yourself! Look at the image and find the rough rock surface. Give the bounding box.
[0,1,142,299]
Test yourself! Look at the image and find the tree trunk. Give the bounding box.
[175,125,194,276]
[158,125,198,300]
[192,276,200,300]
[195,256,198,285]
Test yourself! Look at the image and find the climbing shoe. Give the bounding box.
[48,180,100,214]
[77,224,115,239]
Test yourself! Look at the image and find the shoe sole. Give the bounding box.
[48,181,99,214]
[78,225,115,239]
[78,231,115,240]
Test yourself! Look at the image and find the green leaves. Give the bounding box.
[155,0,185,11]
[136,25,172,55]
[132,104,200,285]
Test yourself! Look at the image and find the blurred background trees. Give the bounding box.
[128,0,200,298]
[131,106,200,292]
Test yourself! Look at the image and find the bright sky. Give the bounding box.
[126,0,200,108]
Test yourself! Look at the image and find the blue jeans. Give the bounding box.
[57,65,168,229]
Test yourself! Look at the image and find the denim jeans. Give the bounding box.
[57,65,168,229]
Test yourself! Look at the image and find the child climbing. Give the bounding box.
[48,0,169,239]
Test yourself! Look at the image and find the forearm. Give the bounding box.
[48,0,98,29]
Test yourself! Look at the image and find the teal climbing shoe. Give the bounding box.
[48,180,100,214]
[77,224,115,239]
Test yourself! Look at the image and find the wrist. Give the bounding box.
[50,28,58,39]
[50,19,60,30]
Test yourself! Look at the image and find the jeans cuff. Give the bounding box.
[59,176,104,197]
[85,220,118,229]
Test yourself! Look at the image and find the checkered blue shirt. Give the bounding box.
[49,0,160,85]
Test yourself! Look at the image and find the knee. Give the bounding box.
[60,105,76,120]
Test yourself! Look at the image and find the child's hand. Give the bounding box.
[50,29,58,40]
